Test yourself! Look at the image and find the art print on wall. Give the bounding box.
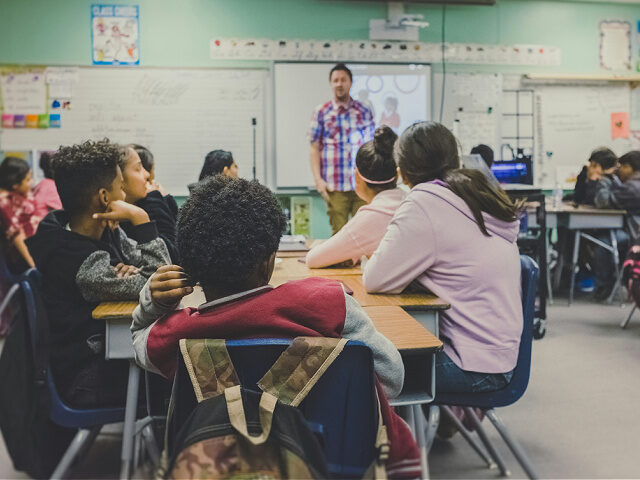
[599,20,631,71]
[92,4,140,65]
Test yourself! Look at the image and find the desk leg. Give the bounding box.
[413,404,430,479]
[569,229,581,306]
[607,230,621,305]
[120,361,140,480]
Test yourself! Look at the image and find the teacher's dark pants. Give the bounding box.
[326,190,366,235]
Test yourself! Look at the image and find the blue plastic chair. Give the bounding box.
[20,269,126,479]
[0,251,19,336]
[432,255,539,479]
[169,338,378,479]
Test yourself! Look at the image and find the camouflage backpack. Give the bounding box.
[159,337,390,479]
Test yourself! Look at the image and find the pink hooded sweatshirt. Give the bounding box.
[363,181,523,374]
[306,188,406,268]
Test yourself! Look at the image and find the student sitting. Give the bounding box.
[363,122,522,395]
[199,149,238,180]
[130,143,179,218]
[470,144,494,169]
[188,149,238,193]
[131,176,421,478]
[33,151,62,217]
[0,156,42,272]
[119,146,180,263]
[26,140,170,407]
[591,151,640,298]
[306,126,406,268]
[572,147,618,205]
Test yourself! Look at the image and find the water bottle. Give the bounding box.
[552,181,563,209]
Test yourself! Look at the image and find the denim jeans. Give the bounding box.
[435,350,513,394]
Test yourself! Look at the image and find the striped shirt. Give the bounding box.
[308,98,375,192]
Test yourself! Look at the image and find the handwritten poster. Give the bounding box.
[91,4,140,65]
[0,72,47,115]
[599,20,631,71]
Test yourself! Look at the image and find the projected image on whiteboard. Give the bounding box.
[352,72,428,135]
[273,62,431,189]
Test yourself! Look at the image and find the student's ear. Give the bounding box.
[97,187,110,210]
[261,252,277,283]
[222,166,230,176]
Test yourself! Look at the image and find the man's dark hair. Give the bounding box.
[178,176,287,290]
[470,144,495,168]
[329,63,352,82]
[589,147,618,170]
[0,156,30,190]
[39,152,57,179]
[129,144,154,173]
[198,150,234,181]
[619,150,640,172]
[53,139,120,216]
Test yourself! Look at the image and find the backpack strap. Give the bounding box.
[258,337,348,407]
[179,338,240,402]
[224,385,278,446]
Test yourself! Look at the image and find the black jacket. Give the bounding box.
[121,190,180,263]
[26,210,168,393]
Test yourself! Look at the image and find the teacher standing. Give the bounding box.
[309,63,375,235]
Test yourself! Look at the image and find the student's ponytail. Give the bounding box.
[355,125,398,190]
[396,121,518,236]
[444,169,518,236]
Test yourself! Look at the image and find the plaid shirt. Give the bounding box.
[0,190,41,243]
[308,98,375,192]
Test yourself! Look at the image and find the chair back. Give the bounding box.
[20,269,125,428]
[0,251,19,335]
[170,338,377,478]
[435,255,539,408]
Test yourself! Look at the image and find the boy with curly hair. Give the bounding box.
[27,139,170,407]
[131,176,421,479]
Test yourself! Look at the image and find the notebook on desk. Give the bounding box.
[278,235,308,252]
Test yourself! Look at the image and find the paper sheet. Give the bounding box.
[0,72,47,115]
[611,112,630,139]
[599,21,632,71]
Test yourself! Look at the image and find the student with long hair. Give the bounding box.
[364,121,523,394]
[306,125,406,268]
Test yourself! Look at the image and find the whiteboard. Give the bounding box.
[534,84,632,188]
[0,68,267,196]
[274,62,431,189]
[433,73,503,154]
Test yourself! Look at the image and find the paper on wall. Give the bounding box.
[0,72,47,115]
[599,20,632,71]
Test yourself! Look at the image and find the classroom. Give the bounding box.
[1,0,640,478]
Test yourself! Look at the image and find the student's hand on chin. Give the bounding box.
[93,200,150,226]
[149,265,194,308]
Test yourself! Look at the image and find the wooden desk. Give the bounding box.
[92,300,442,352]
[273,256,362,280]
[363,306,442,351]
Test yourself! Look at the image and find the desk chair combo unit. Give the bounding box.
[425,255,539,479]
[0,269,158,480]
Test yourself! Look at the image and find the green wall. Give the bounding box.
[2,0,640,238]
[2,0,640,73]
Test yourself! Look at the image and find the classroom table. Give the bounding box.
[93,260,448,479]
[528,202,625,305]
